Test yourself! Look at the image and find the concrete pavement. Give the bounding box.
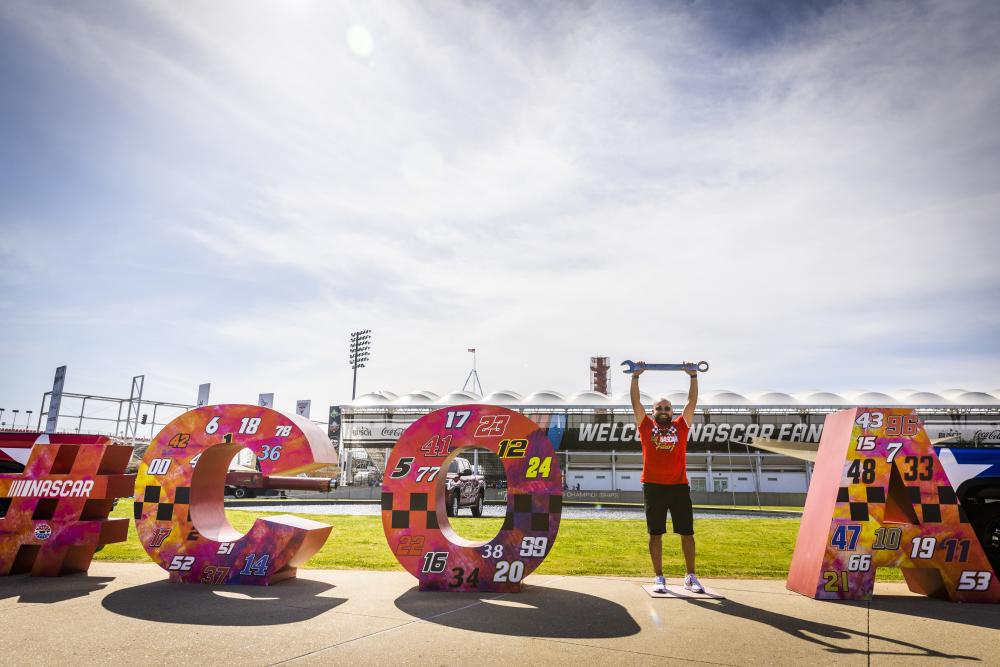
[1,564,997,665]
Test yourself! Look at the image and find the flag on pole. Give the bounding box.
[468,348,476,353]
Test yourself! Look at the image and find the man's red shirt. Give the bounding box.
[639,414,690,485]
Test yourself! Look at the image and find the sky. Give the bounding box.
[1,0,999,424]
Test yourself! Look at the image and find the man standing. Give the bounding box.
[630,361,703,593]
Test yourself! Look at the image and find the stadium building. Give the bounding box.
[337,388,1000,505]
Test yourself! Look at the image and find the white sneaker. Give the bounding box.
[684,573,705,594]
[653,575,667,592]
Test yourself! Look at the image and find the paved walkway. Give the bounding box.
[1,564,997,665]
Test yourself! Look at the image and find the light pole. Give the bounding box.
[11,410,19,430]
[26,410,33,430]
[349,329,372,400]
[0,409,4,427]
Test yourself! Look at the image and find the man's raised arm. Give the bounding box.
[631,363,647,426]
[682,363,698,426]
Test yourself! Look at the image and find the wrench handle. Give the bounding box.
[620,360,710,374]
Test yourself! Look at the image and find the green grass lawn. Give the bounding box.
[96,504,902,580]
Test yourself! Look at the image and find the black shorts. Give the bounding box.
[643,483,694,536]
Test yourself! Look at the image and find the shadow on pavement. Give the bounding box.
[871,594,1000,628]
[102,577,346,626]
[0,574,115,604]
[685,597,978,661]
[395,585,641,639]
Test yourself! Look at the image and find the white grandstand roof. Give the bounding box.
[902,392,947,404]
[522,391,566,405]
[666,392,689,405]
[704,390,751,405]
[793,391,849,405]
[436,391,480,405]
[850,391,898,404]
[751,392,799,405]
[956,391,1000,405]
[482,390,523,405]
[567,391,614,406]
[349,387,999,408]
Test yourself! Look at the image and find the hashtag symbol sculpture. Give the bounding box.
[0,436,135,576]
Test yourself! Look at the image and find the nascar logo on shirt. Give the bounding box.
[7,479,95,498]
[652,425,680,451]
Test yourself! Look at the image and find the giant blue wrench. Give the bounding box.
[620,360,709,374]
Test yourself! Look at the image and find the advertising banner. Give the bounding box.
[45,366,67,433]
[197,383,211,407]
[340,410,1000,452]
[328,406,342,443]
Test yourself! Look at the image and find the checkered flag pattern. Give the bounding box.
[134,485,192,523]
[835,483,966,524]
[501,493,563,532]
[381,491,439,530]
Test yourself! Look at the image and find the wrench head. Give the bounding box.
[621,360,638,374]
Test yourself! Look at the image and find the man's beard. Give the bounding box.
[655,415,672,426]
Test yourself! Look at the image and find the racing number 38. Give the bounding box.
[381,405,562,592]
[135,404,337,585]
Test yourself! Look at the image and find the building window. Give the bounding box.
[690,478,707,492]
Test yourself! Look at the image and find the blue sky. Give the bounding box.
[1,0,999,422]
